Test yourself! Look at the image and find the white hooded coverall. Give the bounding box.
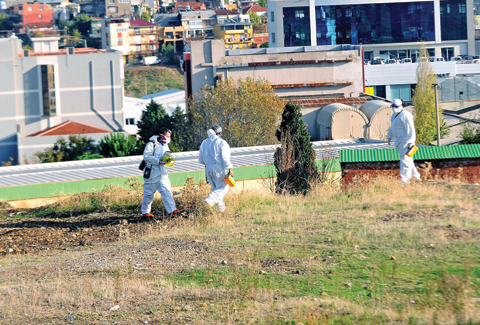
[198,131,233,211]
[387,109,421,184]
[141,136,177,214]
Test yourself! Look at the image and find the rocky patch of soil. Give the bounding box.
[383,208,464,222]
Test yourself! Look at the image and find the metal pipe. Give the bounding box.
[433,83,441,146]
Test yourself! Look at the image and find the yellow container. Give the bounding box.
[224,174,236,187]
[406,145,418,157]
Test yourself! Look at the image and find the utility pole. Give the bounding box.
[432,83,441,146]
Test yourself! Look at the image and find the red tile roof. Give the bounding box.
[130,18,156,27]
[286,96,370,109]
[253,35,268,44]
[173,2,206,11]
[242,5,267,14]
[28,121,112,137]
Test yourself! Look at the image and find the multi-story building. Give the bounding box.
[0,35,125,164]
[215,9,250,24]
[78,0,131,18]
[101,17,130,58]
[214,21,253,49]
[159,25,185,52]
[129,18,160,58]
[268,0,475,61]
[11,3,54,33]
[180,10,217,38]
[173,1,207,12]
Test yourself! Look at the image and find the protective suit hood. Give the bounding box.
[149,135,159,142]
[207,129,216,139]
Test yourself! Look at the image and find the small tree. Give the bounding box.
[258,0,267,8]
[141,11,151,22]
[260,42,269,48]
[274,102,319,195]
[459,116,480,144]
[136,100,171,145]
[249,12,261,24]
[188,77,285,149]
[169,106,194,152]
[35,135,97,163]
[412,46,447,144]
[160,43,175,65]
[98,132,138,157]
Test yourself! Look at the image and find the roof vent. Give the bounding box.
[67,47,75,55]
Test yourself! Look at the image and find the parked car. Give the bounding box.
[142,56,162,66]
[386,59,399,64]
[400,58,412,63]
[364,60,371,65]
[372,59,385,65]
[429,57,445,62]
[451,56,463,62]
[472,59,480,64]
[473,55,480,60]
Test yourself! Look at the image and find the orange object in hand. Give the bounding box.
[224,174,236,187]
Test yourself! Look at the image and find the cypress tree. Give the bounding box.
[136,99,171,146]
[274,102,318,195]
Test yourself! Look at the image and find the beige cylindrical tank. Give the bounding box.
[359,100,392,140]
[315,103,369,140]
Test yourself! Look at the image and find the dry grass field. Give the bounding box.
[0,178,479,324]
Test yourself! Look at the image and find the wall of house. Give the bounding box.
[0,37,125,164]
[21,3,54,27]
[341,158,480,190]
[188,39,364,99]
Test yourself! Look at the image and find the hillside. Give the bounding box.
[0,179,479,324]
[124,65,185,98]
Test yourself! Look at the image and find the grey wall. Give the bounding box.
[439,76,480,102]
[0,37,125,164]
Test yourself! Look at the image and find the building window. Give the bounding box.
[441,0,467,40]
[27,6,32,11]
[39,14,42,18]
[118,37,122,44]
[309,2,435,47]
[271,11,275,22]
[41,65,56,117]
[40,5,43,10]
[271,32,275,43]
[125,118,135,125]
[109,0,115,3]
[149,45,154,50]
[136,45,141,51]
[295,10,304,19]
[108,6,118,13]
[134,28,140,34]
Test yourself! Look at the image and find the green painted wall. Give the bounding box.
[0,159,340,201]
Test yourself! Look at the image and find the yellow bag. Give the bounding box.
[224,174,236,187]
[406,145,418,157]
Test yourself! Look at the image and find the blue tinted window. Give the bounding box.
[314,2,435,46]
[283,7,311,47]
[441,0,467,40]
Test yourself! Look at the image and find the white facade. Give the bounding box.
[123,89,186,135]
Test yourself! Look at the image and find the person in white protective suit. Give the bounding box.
[198,125,233,212]
[387,99,421,184]
[141,128,183,218]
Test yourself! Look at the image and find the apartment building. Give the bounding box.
[11,3,54,33]
[0,36,125,164]
[129,18,160,57]
[180,10,217,38]
[101,17,130,58]
[214,21,253,49]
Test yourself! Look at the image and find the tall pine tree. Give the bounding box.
[136,100,171,147]
[274,102,319,195]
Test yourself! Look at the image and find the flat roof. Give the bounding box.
[0,139,389,188]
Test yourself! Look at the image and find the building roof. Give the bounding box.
[287,96,370,109]
[27,120,112,137]
[27,47,107,56]
[129,18,156,27]
[215,9,240,15]
[184,36,205,46]
[242,4,267,14]
[0,139,390,188]
[340,144,480,163]
[173,1,206,12]
[253,35,268,44]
